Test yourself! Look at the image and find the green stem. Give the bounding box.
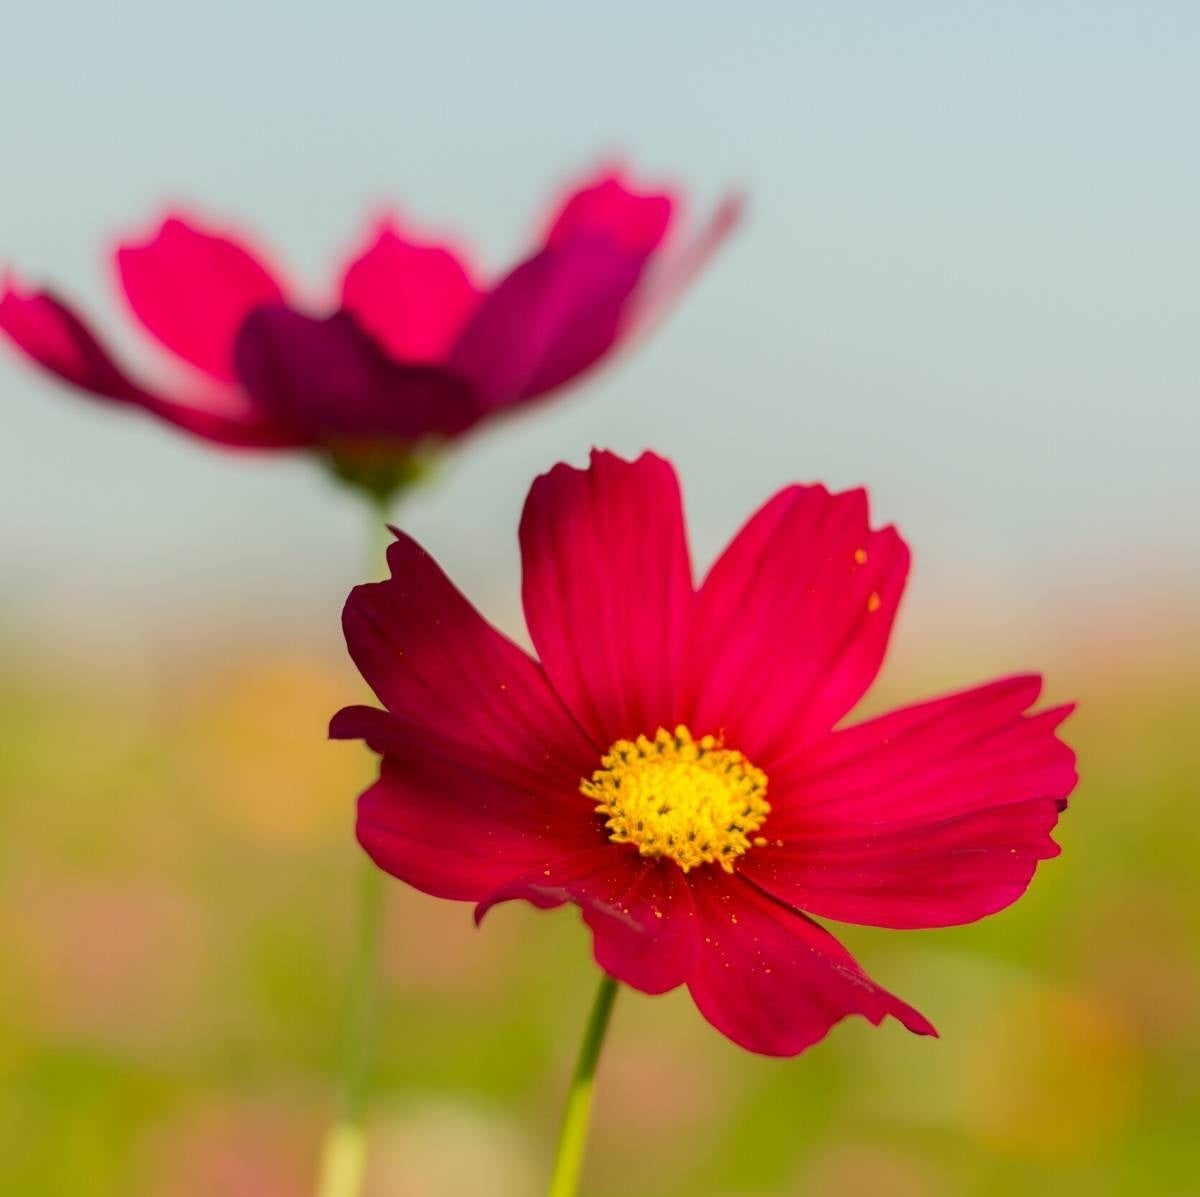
[314,862,386,1197]
[314,496,394,1197]
[546,974,620,1197]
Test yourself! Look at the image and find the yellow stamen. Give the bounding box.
[581,726,770,873]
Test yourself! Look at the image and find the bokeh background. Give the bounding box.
[2,4,1198,1195]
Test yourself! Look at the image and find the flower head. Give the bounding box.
[332,451,1078,1055]
[1,172,738,495]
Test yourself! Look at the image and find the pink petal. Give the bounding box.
[337,527,598,793]
[233,305,478,442]
[624,193,744,339]
[741,677,1078,928]
[519,450,693,746]
[448,239,649,409]
[543,170,674,255]
[445,170,737,411]
[0,281,304,448]
[357,755,600,902]
[116,214,286,383]
[339,218,481,365]
[746,799,1064,930]
[687,484,909,761]
[448,170,676,410]
[687,871,936,1056]
[476,848,699,995]
[775,675,1076,819]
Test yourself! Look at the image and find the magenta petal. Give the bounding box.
[476,848,699,995]
[448,238,649,409]
[687,484,909,760]
[519,450,693,746]
[544,171,674,255]
[744,799,1064,930]
[116,214,286,382]
[687,872,936,1056]
[0,282,305,448]
[774,676,1077,820]
[741,677,1077,928]
[624,193,744,338]
[444,169,734,411]
[339,528,598,791]
[233,305,478,442]
[339,219,481,365]
[328,704,410,758]
[358,755,598,902]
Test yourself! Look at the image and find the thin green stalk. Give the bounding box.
[314,497,394,1197]
[546,974,620,1197]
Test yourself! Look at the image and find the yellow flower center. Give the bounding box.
[581,726,770,873]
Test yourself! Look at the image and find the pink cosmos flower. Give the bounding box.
[1,170,737,466]
[332,451,1078,1056]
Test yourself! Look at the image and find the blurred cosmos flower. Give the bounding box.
[0,170,737,499]
[333,450,1078,1056]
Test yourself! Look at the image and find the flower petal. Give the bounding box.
[687,485,909,760]
[774,675,1076,820]
[447,241,644,409]
[233,305,478,442]
[448,172,674,410]
[741,677,1078,928]
[339,218,481,365]
[0,281,305,448]
[115,214,286,382]
[543,170,674,255]
[339,527,597,792]
[476,847,699,995]
[519,450,693,746]
[747,800,1064,930]
[623,193,744,338]
[687,871,935,1056]
[357,754,599,902]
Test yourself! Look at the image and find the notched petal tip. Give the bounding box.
[584,445,674,473]
[526,446,679,497]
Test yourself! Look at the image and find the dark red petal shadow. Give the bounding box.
[448,239,648,409]
[233,305,479,442]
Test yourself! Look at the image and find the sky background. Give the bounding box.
[2,1,1196,662]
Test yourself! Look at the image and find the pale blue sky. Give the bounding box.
[2,2,1196,660]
